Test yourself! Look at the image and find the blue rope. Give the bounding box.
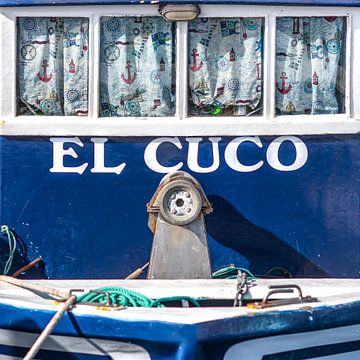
[1,225,17,275]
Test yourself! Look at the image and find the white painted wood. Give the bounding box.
[268,13,276,120]
[90,13,99,119]
[351,11,360,118]
[0,117,360,136]
[0,329,151,359]
[2,279,360,324]
[346,14,352,117]
[0,5,358,136]
[177,21,188,120]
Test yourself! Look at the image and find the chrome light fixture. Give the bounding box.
[159,4,200,21]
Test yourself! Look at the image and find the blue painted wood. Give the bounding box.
[0,135,359,279]
[1,0,360,6]
[2,299,360,359]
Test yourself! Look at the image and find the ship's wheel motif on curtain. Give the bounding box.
[99,17,176,117]
[188,17,264,116]
[276,17,346,115]
[17,17,89,116]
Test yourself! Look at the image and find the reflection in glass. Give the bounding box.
[188,18,264,116]
[99,17,176,117]
[17,17,89,116]
[276,17,346,115]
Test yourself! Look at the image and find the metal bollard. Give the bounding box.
[147,171,213,279]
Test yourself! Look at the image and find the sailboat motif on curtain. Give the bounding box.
[276,17,345,115]
[99,17,176,117]
[188,18,263,116]
[17,17,89,116]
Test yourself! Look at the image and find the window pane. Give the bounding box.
[276,17,346,115]
[188,18,264,116]
[99,17,176,117]
[17,17,89,116]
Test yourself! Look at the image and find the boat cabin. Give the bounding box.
[1,1,360,359]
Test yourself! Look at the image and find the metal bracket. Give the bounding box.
[77,290,123,308]
[248,284,318,309]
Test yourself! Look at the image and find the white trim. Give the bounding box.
[224,323,360,360]
[1,117,360,136]
[352,10,360,118]
[0,5,358,136]
[346,14,352,117]
[268,13,276,120]
[177,21,188,120]
[0,328,151,360]
[90,13,99,119]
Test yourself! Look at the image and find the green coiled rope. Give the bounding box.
[77,286,200,308]
[1,225,17,275]
[212,266,256,279]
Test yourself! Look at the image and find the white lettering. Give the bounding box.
[90,138,126,175]
[144,137,183,173]
[186,137,221,173]
[50,137,88,174]
[266,136,308,171]
[224,136,264,172]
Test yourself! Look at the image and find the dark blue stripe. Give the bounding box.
[263,339,360,359]
[0,344,112,359]
[3,300,360,344]
[1,0,360,6]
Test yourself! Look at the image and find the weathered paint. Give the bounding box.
[2,299,360,359]
[0,135,358,279]
[1,0,360,6]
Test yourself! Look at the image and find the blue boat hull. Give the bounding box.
[0,134,359,280]
[2,293,360,359]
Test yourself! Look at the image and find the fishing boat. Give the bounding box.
[1,0,360,358]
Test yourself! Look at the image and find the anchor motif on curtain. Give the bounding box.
[17,17,89,116]
[37,60,53,83]
[121,61,137,84]
[190,49,203,72]
[276,72,292,94]
[275,16,345,114]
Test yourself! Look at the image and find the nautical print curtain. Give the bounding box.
[276,17,345,115]
[17,17,89,116]
[188,18,263,116]
[100,17,176,117]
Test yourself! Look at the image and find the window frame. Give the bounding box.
[0,4,358,136]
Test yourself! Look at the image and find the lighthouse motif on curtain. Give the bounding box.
[17,17,89,116]
[275,16,345,115]
[188,17,263,116]
[99,17,176,117]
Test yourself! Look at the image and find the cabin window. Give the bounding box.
[188,18,264,117]
[275,16,346,115]
[16,17,89,116]
[99,17,176,117]
[1,6,356,136]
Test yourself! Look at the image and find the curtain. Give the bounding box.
[276,17,345,115]
[188,18,263,116]
[99,17,176,117]
[17,17,89,116]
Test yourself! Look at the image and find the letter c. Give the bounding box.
[144,137,183,173]
[225,136,264,172]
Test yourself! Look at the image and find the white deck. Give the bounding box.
[1,278,360,324]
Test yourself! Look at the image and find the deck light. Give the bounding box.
[159,4,200,21]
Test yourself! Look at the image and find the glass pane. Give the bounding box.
[276,17,346,115]
[99,17,176,117]
[17,17,89,116]
[188,18,264,117]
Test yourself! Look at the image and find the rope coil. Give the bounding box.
[1,225,17,275]
[77,286,200,308]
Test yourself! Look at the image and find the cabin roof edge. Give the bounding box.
[0,0,360,7]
